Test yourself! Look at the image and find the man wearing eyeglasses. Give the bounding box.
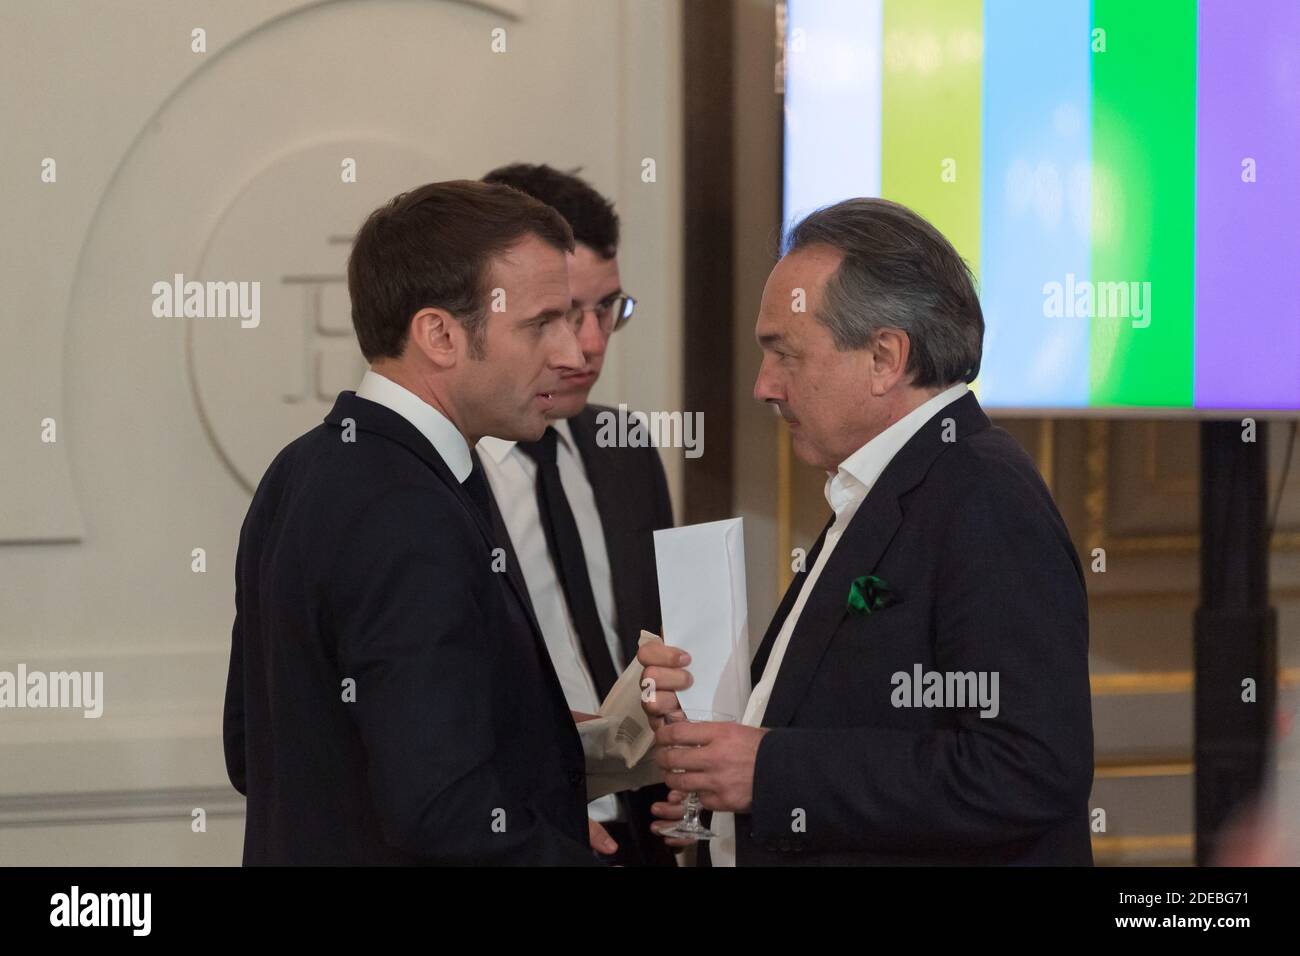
[475,164,676,866]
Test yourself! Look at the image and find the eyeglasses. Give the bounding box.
[564,293,636,335]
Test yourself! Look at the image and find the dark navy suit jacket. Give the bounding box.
[728,391,1094,865]
[223,391,594,865]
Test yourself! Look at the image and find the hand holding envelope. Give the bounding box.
[638,641,768,822]
[638,518,766,835]
[638,641,692,726]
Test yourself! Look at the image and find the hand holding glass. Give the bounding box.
[658,709,735,842]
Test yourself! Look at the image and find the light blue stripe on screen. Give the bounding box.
[979,0,1092,407]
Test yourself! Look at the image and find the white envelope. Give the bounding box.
[653,518,751,720]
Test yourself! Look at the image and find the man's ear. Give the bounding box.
[406,307,459,370]
[868,328,911,396]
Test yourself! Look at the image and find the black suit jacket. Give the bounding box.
[482,403,676,865]
[223,391,594,865]
[731,391,1094,865]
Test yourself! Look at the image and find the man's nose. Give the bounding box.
[576,309,609,361]
[551,319,585,371]
[753,364,783,404]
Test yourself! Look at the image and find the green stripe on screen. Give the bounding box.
[1089,0,1197,406]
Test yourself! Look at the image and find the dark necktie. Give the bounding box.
[463,452,494,521]
[516,427,619,700]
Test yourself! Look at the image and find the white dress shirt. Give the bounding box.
[477,420,625,822]
[711,382,970,866]
[354,370,472,481]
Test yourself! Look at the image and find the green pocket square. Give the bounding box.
[847,574,893,615]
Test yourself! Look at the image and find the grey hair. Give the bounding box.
[784,198,983,387]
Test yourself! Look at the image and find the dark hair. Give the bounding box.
[784,198,983,387]
[482,163,619,259]
[347,179,574,361]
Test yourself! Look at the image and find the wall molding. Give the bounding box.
[0,785,242,829]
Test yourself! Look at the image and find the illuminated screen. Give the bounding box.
[782,0,1300,412]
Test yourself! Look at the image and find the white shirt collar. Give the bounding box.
[354,369,472,482]
[477,417,576,465]
[825,382,970,517]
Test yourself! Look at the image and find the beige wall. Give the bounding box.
[0,0,682,865]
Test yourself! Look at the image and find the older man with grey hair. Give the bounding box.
[640,197,1094,865]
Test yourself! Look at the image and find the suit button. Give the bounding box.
[568,770,584,786]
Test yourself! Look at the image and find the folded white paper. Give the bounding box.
[653,518,751,720]
[579,631,665,800]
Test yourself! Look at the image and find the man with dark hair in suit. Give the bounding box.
[476,163,676,866]
[223,180,602,865]
[640,198,1094,865]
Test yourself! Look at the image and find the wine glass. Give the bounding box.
[658,708,735,841]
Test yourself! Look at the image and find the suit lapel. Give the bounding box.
[758,390,992,729]
[750,514,833,684]
[324,392,550,654]
[759,496,905,728]
[326,392,496,540]
[472,450,544,638]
